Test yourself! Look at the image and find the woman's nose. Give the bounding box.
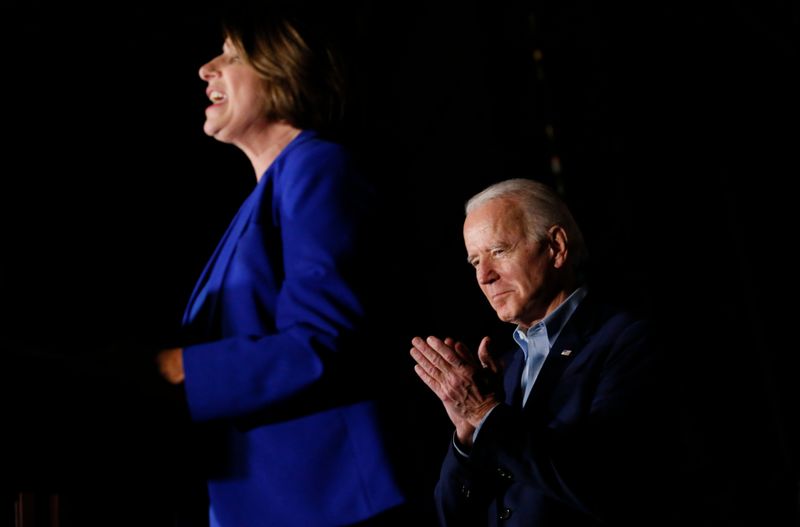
[198,57,219,80]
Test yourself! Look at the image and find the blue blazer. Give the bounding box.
[180,130,405,526]
[435,295,675,527]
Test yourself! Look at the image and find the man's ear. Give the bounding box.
[548,224,569,269]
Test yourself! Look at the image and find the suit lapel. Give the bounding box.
[523,295,598,411]
[503,349,525,407]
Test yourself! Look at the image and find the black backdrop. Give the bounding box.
[2,1,798,525]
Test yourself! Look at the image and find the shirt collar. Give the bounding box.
[513,286,588,355]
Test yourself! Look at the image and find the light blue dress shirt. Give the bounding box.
[513,286,588,407]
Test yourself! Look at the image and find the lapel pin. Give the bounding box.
[560,349,572,357]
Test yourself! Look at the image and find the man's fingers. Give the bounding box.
[424,336,467,368]
[410,336,457,378]
[410,336,478,380]
[453,341,477,369]
[409,343,440,380]
[477,336,498,373]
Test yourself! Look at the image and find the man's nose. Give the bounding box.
[477,264,498,285]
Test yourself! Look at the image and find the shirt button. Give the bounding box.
[498,507,512,520]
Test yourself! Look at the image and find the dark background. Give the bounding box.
[2,1,798,525]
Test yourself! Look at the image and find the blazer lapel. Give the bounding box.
[182,188,260,327]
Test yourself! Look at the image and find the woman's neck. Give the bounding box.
[243,122,302,179]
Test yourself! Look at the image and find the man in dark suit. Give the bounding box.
[410,178,675,526]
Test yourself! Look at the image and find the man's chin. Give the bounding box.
[493,306,516,324]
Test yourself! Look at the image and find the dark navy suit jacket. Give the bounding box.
[435,294,675,526]
[179,130,405,526]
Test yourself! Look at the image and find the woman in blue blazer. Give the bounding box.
[155,5,406,526]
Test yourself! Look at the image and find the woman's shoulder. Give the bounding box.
[271,130,370,201]
[288,129,349,158]
[274,130,352,177]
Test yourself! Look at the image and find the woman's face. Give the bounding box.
[198,39,269,144]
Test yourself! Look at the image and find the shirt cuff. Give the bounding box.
[452,403,500,457]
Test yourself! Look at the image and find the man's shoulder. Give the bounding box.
[573,292,650,335]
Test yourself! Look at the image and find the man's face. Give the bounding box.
[464,198,554,328]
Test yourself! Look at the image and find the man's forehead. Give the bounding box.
[465,203,525,238]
